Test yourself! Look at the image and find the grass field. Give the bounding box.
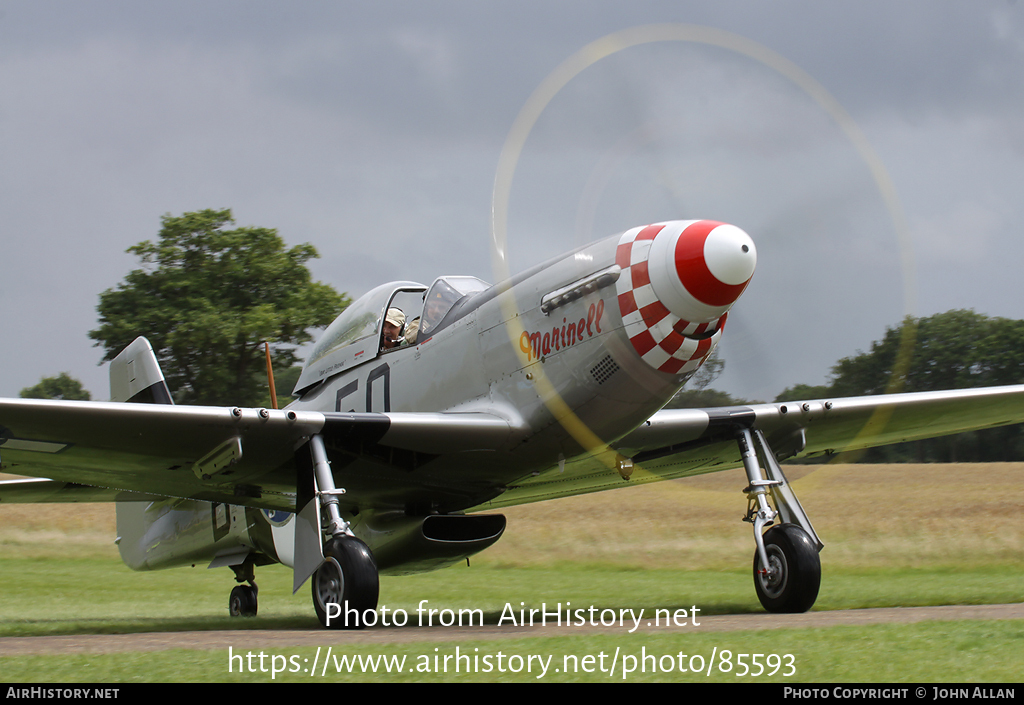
[1,463,1021,682]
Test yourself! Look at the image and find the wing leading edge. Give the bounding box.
[755,384,1024,458]
[481,384,1024,508]
[0,398,520,510]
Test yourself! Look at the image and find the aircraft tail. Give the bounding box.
[109,337,173,404]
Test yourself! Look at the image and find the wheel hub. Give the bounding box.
[757,546,788,598]
[315,557,345,609]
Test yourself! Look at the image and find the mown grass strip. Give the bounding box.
[2,620,1021,682]
[0,557,1021,637]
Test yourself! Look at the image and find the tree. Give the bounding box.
[667,387,751,408]
[785,309,1024,461]
[774,383,831,403]
[830,310,1024,396]
[89,209,348,406]
[258,364,303,410]
[818,313,920,399]
[20,373,92,400]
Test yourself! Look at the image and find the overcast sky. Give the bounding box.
[2,1,1022,403]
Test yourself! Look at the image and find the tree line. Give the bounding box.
[778,310,1024,462]
[668,309,1024,462]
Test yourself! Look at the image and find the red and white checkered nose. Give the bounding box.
[614,220,756,374]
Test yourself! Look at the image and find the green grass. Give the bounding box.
[1,463,1022,682]
[0,556,1021,637]
[1,621,1021,682]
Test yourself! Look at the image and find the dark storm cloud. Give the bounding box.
[0,0,1021,401]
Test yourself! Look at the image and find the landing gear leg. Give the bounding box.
[306,434,380,629]
[736,426,822,613]
[229,556,259,617]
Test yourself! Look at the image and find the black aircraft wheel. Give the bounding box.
[229,584,258,617]
[753,523,821,613]
[312,535,379,629]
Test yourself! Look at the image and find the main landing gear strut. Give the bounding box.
[736,426,822,613]
[307,434,380,629]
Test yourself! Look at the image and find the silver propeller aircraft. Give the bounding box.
[2,219,1023,628]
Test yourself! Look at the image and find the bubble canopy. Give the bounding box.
[294,276,491,396]
[295,281,426,394]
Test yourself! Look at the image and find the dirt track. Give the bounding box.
[1,603,1020,655]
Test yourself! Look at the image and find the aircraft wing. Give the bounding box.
[4,385,1023,511]
[623,384,1024,460]
[481,384,1024,507]
[751,384,1024,458]
[0,398,517,510]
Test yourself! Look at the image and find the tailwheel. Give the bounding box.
[753,523,821,613]
[312,535,380,629]
[229,584,258,617]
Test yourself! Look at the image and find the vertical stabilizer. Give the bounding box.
[109,336,173,404]
[112,337,176,571]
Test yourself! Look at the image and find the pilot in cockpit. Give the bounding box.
[398,277,487,347]
[380,308,406,351]
[416,285,462,340]
[402,291,450,346]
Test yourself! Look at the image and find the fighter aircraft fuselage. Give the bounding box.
[113,220,755,582]
[287,221,748,516]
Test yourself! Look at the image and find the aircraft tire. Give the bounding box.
[312,535,380,629]
[229,584,258,617]
[753,523,820,613]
